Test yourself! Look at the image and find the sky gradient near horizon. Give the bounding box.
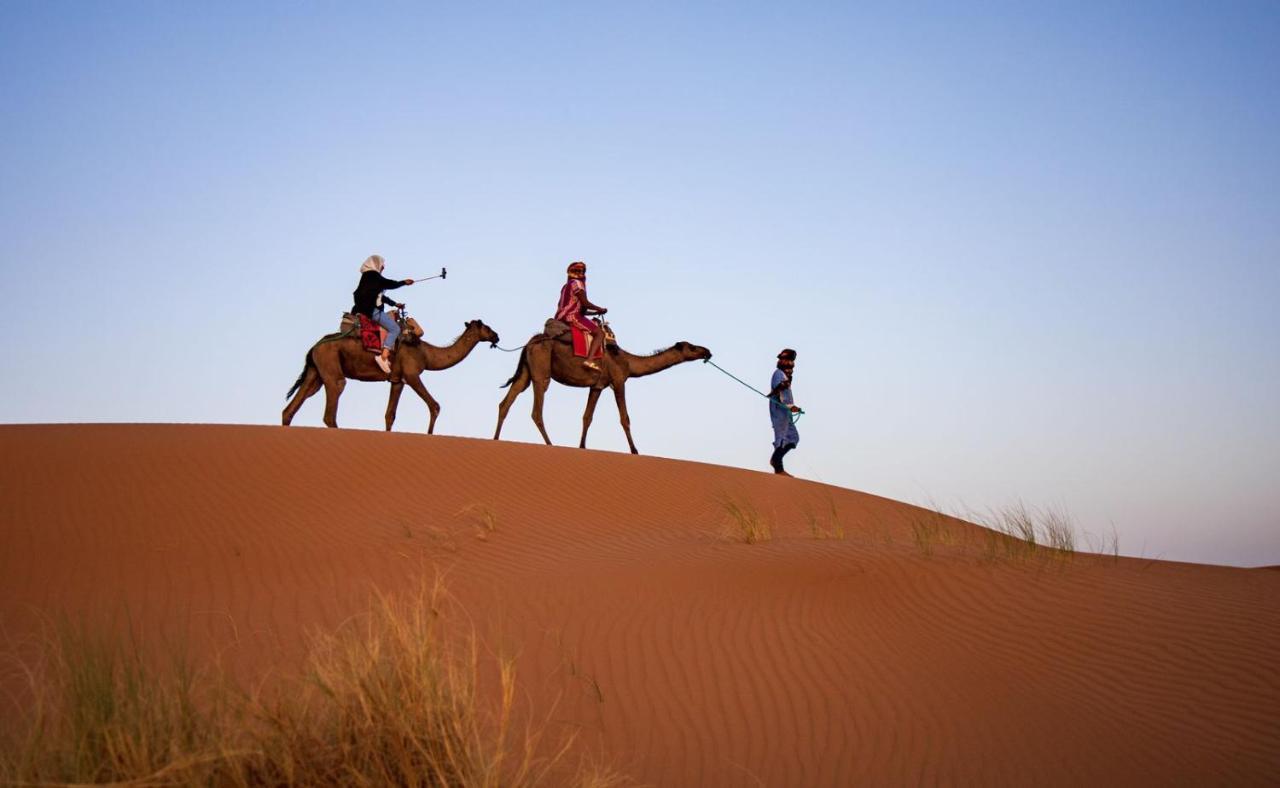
[2,2,1277,566]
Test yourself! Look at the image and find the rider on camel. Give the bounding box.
[555,261,608,371]
[352,254,413,374]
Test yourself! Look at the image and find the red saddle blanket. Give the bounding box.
[571,326,604,360]
[357,315,384,353]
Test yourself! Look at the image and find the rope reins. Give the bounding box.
[703,360,805,424]
[494,341,534,353]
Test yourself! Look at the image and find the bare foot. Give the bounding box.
[774,469,794,478]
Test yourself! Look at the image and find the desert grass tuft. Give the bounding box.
[458,503,500,541]
[907,501,960,556]
[1083,522,1122,565]
[247,580,512,785]
[0,620,233,785]
[803,496,846,540]
[1,579,615,786]
[977,502,1079,566]
[1040,507,1075,555]
[718,494,773,544]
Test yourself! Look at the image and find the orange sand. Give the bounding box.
[1,424,1277,785]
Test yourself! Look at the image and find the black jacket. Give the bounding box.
[351,270,407,316]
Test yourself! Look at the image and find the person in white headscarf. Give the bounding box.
[351,254,413,374]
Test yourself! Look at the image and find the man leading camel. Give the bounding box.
[555,261,608,371]
[769,348,802,477]
[352,254,414,374]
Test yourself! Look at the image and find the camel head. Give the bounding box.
[465,319,501,348]
[673,341,712,362]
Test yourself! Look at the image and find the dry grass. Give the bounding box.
[0,623,222,785]
[1083,522,1122,565]
[903,500,1102,568]
[977,502,1078,566]
[457,503,500,541]
[718,494,773,544]
[0,578,619,786]
[803,496,846,540]
[907,502,960,557]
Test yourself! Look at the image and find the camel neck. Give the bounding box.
[623,347,688,378]
[422,328,482,371]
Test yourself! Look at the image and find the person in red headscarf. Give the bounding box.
[555,261,608,371]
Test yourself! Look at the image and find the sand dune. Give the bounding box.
[1,424,1277,785]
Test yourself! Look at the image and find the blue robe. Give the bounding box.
[769,368,799,449]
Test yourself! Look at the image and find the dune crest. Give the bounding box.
[2,424,1277,785]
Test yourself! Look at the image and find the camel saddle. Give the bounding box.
[341,312,384,353]
[543,318,615,359]
[543,318,617,345]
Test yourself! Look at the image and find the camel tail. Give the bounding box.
[500,345,529,389]
[285,349,316,399]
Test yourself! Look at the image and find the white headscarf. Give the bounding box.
[359,254,385,274]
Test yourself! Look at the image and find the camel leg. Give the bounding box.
[322,377,346,428]
[531,378,553,445]
[579,387,604,449]
[405,374,442,435]
[282,367,322,426]
[385,381,405,431]
[494,366,531,440]
[612,384,638,454]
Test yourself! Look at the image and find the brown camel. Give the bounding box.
[283,319,500,432]
[493,335,712,454]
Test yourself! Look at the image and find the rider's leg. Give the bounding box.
[374,309,400,352]
[576,318,601,369]
[372,308,400,373]
[373,309,401,353]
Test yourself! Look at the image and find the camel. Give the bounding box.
[283,318,500,432]
[493,334,712,454]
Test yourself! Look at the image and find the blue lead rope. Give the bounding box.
[703,359,805,425]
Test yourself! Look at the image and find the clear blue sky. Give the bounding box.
[2,1,1277,566]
